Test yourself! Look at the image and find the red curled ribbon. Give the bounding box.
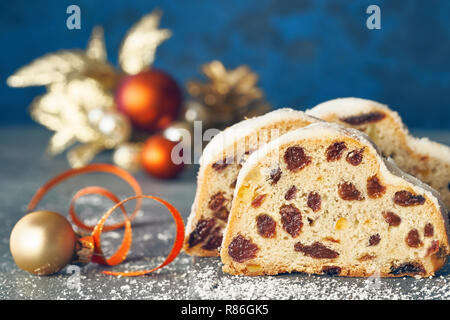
[27,163,185,277]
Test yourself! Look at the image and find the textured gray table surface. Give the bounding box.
[1,126,449,300]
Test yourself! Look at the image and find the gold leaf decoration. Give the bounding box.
[86,26,107,62]
[119,9,172,74]
[7,50,116,88]
[187,60,271,129]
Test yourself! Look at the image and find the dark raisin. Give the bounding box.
[208,192,227,212]
[212,157,234,171]
[326,141,347,161]
[322,266,342,276]
[251,194,267,208]
[389,262,425,276]
[340,112,386,125]
[394,191,425,206]
[448,182,450,191]
[426,240,440,257]
[346,148,364,166]
[283,146,311,172]
[435,245,447,259]
[202,227,223,251]
[307,192,321,212]
[405,229,423,248]
[279,204,303,238]
[256,214,276,238]
[228,234,259,263]
[213,207,229,222]
[269,167,282,185]
[338,182,364,201]
[294,241,339,259]
[382,211,401,226]
[284,185,297,201]
[188,219,216,248]
[424,223,434,237]
[367,175,386,198]
[368,234,381,246]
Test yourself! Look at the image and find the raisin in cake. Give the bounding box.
[307,97,450,210]
[221,122,449,277]
[184,109,320,256]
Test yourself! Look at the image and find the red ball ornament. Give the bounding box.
[116,69,182,131]
[141,134,184,179]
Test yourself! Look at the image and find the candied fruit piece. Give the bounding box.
[307,192,321,212]
[405,229,423,248]
[340,111,386,125]
[279,204,303,238]
[326,141,347,161]
[251,194,267,208]
[346,148,364,166]
[294,241,339,259]
[228,234,259,263]
[335,217,348,231]
[284,185,298,201]
[338,182,364,201]
[283,146,311,172]
[256,214,276,238]
[246,264,262,273]
[367,175,386,198]
[394,191,425,206]
[368,234,381,246]
[382,211,401,227]
[358,254,376,262]
[188,218,216,248]
[324,237,340,243]
[424,223,434,237]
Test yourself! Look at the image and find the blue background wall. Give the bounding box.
[1,0,449,129]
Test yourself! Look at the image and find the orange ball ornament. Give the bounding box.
[116,69,182,131]
[141,135,184,179]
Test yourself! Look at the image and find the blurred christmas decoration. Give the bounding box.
[6,9,180,172]
[116,69,182,131]
[112,142,144,172]
[7,10,271,180]
[186,60,271,130]
[141,135,185,179]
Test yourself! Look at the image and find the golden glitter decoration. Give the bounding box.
[119,9,172,75]
[187,60,271,129]
[7,9,172,168]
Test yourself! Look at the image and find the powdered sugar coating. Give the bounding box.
[306,97,450,169]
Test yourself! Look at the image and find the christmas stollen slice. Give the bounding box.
[184,109,321,256]
[306,97,450,210]
[220,122,449,277]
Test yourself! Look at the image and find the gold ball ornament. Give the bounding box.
[10,211,77,275]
